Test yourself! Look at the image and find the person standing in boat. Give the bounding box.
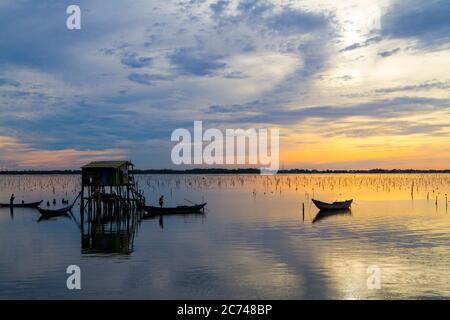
[10,194,15,207]
[159,195,164,208]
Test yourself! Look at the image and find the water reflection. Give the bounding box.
[37,213,70,223]
[81,206,144,255]
[2,174,450,299]
[142,211,205,230]
[312,209,352,224]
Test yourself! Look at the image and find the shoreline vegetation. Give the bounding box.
[2,168,450,175]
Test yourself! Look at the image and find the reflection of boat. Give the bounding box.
[142,211,205,220]
[0,200,43,208]
[313,209,352,223]
[312,199,352,211]
[139,203,207,215]
[37,204,74,216]
[37,213,70,222]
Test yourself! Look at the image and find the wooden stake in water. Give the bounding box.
[302,203,305,222]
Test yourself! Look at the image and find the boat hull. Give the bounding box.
[0,201,43,208]
[312,199,352,211]
[38,205,73,215]
[140,203,206,214]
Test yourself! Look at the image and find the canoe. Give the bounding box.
[140,203,207,214]
[38,204,74,216]
[38,193,81,216]
[0,200,43,208]
[313,209,352,223]
[312,199,353,211]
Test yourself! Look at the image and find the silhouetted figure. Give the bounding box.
[53,198,56,205]
[159,195,164,208]
[10,194,15,206]
[21,200,24,204]
[47,201,50,207]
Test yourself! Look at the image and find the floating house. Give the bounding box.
[80,160,144,213]
[81,161,134,187]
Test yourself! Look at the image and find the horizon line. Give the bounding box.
[2,168,450,175]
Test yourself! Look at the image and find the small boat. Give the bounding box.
[38,192,81,216]
[0,200,43,208]
[37,204,74,216]
[312,199,353,211]
[313,209,352,223]
[140,203,207,215]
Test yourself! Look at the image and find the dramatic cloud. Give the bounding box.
[128,73,173,85]
[121,53,153,68]
[378,48,401,58]
[0,0,449,169]
[205,97,450,124]
[266,8,330,34]
[168,48,227,76]
[339,36,382,52]
[375,81,450,93]
[382,0,450,48]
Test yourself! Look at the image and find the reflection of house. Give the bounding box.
[81,207,143,255]
[81,161,134,186]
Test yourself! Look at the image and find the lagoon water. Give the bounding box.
[1,174,450,299]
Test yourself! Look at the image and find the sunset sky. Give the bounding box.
[0,0,449,170]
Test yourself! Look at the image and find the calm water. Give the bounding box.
[1,174,450,299]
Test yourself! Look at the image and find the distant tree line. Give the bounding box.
[1,168,450,175]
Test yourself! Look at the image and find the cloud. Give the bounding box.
[236,0,272,16]
[99,48,116,56]
[128,73,173,85]
[168,47,226,76]
[375,81,450,93]
[325,121,447,138]
[378,48,401,58]
[382,0,450,48]
[266,8,330,34]
[0,78,20,87]
[1,0,449,169]
[339,36,382,52]
[210,0,230,15]
[0,144,127,169]
[223,71,247,79]
[207,97,450,125]
[121,53,153,68]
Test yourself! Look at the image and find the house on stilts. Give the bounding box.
[80,160,145,212]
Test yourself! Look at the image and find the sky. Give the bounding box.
[0,0,449,170]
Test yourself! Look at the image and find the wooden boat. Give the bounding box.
[0,200,43,208]
[37,204,74,216]
[312,199,353,211]
[38,192,81,216]
[140,203,207,215]
[313,209,352,223]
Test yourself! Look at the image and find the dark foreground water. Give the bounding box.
[1,174,450,299]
